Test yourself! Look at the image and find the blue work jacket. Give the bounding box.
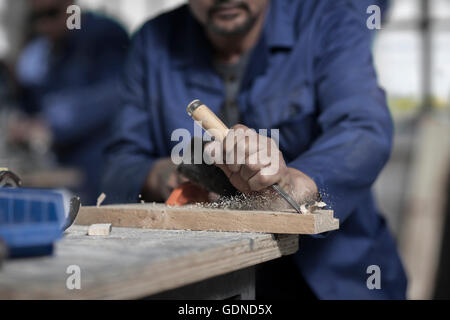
[16,13,129,205]
[102,0,407,299]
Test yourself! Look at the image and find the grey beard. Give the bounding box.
[207,15,257,36]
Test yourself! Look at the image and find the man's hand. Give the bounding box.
[142,157,187,202]
[205,124,318,205]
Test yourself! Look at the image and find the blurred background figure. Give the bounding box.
[7,0,129,205]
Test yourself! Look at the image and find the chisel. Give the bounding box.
[186,99,302,214]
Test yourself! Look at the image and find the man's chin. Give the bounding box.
[208,18,256,36]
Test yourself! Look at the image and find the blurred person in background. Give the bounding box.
[0,61,12,102]
[10,0,129,204]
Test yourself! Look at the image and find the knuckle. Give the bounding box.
[245,162,261,172]
[258,173,272,185]
[248,179,261,191]
[249,172,273,191]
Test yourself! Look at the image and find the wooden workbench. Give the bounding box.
[0,225,298,299]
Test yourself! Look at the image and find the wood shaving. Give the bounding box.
[96,193,106,207]
[195,190,328,213]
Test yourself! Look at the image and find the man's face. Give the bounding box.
[30,0,73,40]
[189,0,269,36]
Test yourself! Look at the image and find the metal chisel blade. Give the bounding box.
[271,184,302,214]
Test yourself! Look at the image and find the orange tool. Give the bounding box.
[166,181,209,206]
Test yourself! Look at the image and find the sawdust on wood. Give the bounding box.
[201,192,273,211]
[194,189,327,213]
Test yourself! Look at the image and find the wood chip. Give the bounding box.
[300,204,309,214]
[96,193,106,207]
[87,223,112,236]
[316,201,327,208]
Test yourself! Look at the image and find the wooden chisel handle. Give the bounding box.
[186,100,229,142]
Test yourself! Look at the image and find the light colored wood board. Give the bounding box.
[0,226,298,299]
[74,203,339,235]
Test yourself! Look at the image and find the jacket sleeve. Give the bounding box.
[101,28,158,204]
[289,2,393,224]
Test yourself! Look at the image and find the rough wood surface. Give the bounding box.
[75,203,339,235]
[0,225,298,299]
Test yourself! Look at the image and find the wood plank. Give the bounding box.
[75,203,339,235]
[0,226,298,299]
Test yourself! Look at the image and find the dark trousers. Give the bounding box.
[255,254,317,300]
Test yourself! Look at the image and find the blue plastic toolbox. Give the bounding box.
[0,188,65,257]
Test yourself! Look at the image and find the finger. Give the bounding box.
[223,132,240,173]
[228,171,252,194]
[248,168,281,191]
[239,163,259,182]
[215,162,233,179]
[222,124,250,172]
[204,140,223,165]
[226,127,260,174]
[241,146,273,175]
[235,133,275,182]
[257,138,278,166]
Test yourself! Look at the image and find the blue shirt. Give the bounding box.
[102,0,407,299]
[16,13,129,205]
